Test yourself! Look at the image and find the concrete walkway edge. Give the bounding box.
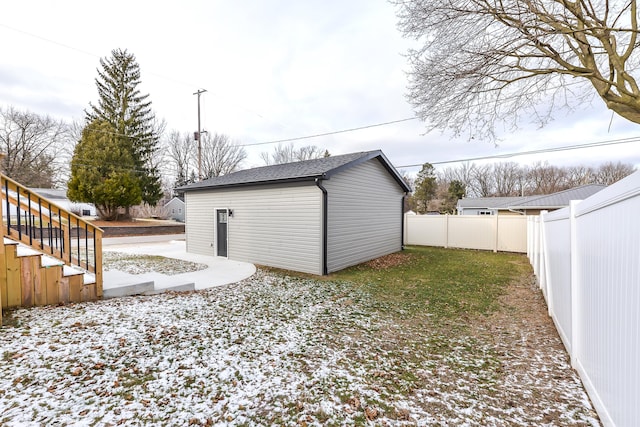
[102,237,256,295]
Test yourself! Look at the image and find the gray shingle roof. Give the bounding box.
[179,150,411,192]
[508,184,606,208]
[457,184,607,211]
[29,188,68,200]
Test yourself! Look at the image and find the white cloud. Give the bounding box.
[1,0,638,174]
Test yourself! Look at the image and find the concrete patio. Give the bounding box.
[102,235,256,297]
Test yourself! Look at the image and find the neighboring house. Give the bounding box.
[29,188,97,217]
[164,196,185,222]
[0,187,97,218]
[179,150,411,275]
[457,184,606,215]
[457,196,525,216]
[1,188,96,224]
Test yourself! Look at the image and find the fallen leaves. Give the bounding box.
[364,406,380,421]
[364,253,413,270]
[345,396,361,413]
[0,271,600,426]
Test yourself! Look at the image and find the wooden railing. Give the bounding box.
[0,173,103,297]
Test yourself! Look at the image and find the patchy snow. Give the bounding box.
[0,272,600,426]
[103,251,207,276]
[102,240,255,291]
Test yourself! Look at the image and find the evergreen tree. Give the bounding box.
[85,48,162,212]
[413,163,437,214]
[440,180,466,214]
[68,120,142,221]
[448,180,466,201]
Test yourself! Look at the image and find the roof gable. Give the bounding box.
[179,150,410,192]
[164,196,185,207]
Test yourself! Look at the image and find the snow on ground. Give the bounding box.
[103,251,208,276]
[0,272,600,426]
[101,241,256,291]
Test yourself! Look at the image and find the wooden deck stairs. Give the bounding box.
[0,173,103,326]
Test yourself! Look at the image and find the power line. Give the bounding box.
[0,23,100,60]
[238,117,419,146]
[0,23,200,90]
[76,116,420,147]
[5,22,635,172]
[65,134,640,177]
[0,22,284,123]
[397,136,640,168]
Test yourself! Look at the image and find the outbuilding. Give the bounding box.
[179,150,410,275]
[164,196,185,222]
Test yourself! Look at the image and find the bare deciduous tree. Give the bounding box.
[439,162,478,199]
[526,162,568,194]
[595,161,636,184]
[400,171,417,211]
[565,165,596,187]
[163,131,245,189]
[394,0,640,139]
[201,133,247,178]
[413,159,634,212]
[260,143,328,165]
[0,106,71,187]
[470,164,495,197]
[493,162,524,196]
[164,131,195,187]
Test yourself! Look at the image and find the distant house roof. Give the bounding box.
[457,184,607,211]
[164,196,185,207]
[507,184,606,209]
[29,188,68,200]
[457,196,526,209]
[179,150,411,192]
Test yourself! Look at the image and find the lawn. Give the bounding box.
[0,246,599,426]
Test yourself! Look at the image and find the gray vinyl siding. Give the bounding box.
[185,183,323,275]
[323,158,405,273]
[165,198,185,222]
[185,191,215,256]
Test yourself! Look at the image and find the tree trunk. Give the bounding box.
[96,205,119,221]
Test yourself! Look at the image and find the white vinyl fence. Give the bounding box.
[528,171,640,427]
[404,214,527,253]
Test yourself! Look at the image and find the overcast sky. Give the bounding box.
[2,0,639,175]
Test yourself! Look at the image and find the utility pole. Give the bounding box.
[193,89,207,181]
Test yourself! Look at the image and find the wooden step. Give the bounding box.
[1,238,99,309]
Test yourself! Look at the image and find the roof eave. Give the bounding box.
[180,175,321,192]
[508,205,565,210]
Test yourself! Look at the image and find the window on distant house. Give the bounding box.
[172,209,175,214]
[479,211,492,215]
[178,208,182,213]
